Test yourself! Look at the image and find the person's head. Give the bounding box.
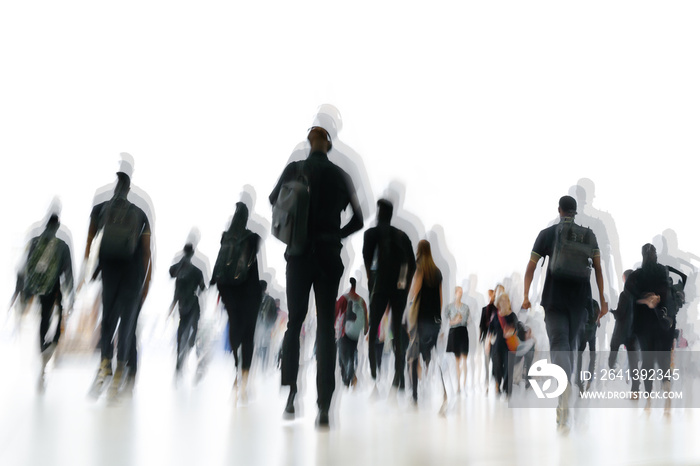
[416,239,432,262]
[558,195,577,218]
[307,126,332,153]
[45,214,60,234]
[454,286,463,302]
[376,199,393,224]
[114,172,131,198]
[183,243,194,257]
[229,202,249,232]
[349,277,357,291]
[622,268,634,283]
[642,243,657,266]
[494,284,506,306]
[260,280,268,293]
[497,292,512,315]
[487,289,495,304]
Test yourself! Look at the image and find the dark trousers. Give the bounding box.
[338,335,358,386]
[610,319,642,391]
[375,342,385,371]
[491,338,508,391]
[101,262,143,368]
[610,317,634,366]
[544,306,585,380]
[368,286,408,384]
[39,285,62,351]
[176,303,200,370]
[281,249,343,411]
[576,330,596,388]
[219,284,260,371]
[635,311,674,393]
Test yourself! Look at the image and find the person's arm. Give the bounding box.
[140,224,152,306]
[340,191,363,239]
[198,273,206,293]
[61,243,75,310]
[522,252,540,309]
[84,216,98,260]
[362,230,375,282]
[363,299,369,335]
[169,260,181,278]
[409,269,423,303]
[449,310,461,326]
[592,255,608,318]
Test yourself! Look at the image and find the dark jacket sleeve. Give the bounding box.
[60,241,74,292]
[338,171,363,239]
[362,229,377,273]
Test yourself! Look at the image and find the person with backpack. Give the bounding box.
[362,198,416,393]
[626,243,680,410]
[335,278,368,388]
[20,213,74,389]
[83,156,153,402]
[522,195,608,432]
[169,243,206,377]
[211,201,262,402]
[269,125,363,428]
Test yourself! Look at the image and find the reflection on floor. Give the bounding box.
[1,321,699,466]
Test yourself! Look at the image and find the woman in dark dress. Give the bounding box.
[407,239,443,404]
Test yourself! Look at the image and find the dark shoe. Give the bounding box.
[316,408,330,429]
[283,389,296,419]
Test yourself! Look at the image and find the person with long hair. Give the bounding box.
[407,239,443,404]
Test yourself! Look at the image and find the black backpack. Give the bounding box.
[271,162,310,256]
[24,236,61,296]
[99,198,142,261]
[213,232,257,286]
[549,222,595,282]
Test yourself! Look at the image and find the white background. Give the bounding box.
[2,1,700,317]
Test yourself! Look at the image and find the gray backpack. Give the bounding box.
[24,236,61,296]
[344,297,365,341]
[271,162,310,256]
[549,222,595,282]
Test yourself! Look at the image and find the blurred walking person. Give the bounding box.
[269,124,363,427]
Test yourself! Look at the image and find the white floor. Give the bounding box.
[2,322,700,466]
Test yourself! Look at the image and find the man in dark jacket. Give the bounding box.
[169,243,206,375]
[270,125,363,427]
[21,213,74,389]
[362,198,415,391]
[83,156,153,402]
